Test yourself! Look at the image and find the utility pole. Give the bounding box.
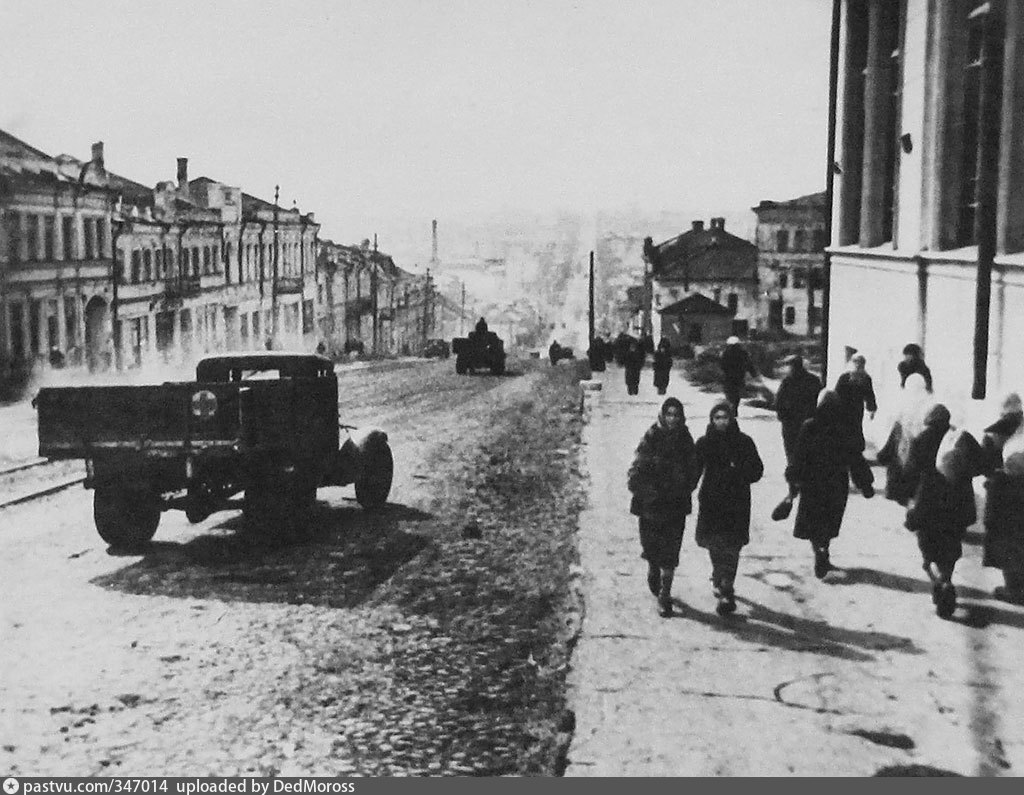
[271,184,279,346]
[588,250,595,351]
[460,281,466,336]
[371,233,379,355]
[423,268,432,349]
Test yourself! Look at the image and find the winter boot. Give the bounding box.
[658,568,674,618]
[646,562,660,597]
[813,546,832,579]
[935,581,957,618]
[714,581,736,617]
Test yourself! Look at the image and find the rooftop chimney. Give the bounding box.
[710,217,725,230]
[176,157,188,190]
[691,220,705,233]
[90,141,104,169]
[431,219,439,263]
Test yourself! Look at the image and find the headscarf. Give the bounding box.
[814,390,844,425]
[985,391,1024,437]
[895,373,934,465]
[657,397,686,430]
[706,400,738,436]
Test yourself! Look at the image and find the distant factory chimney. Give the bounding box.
[177,157,188,190]
[431,219,439,264]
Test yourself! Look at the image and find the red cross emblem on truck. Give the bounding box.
[191,389,218,420]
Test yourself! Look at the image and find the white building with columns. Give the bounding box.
[827,0,1024,433]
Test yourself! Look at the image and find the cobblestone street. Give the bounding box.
[566,366,1024,777]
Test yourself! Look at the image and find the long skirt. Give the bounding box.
[639,516,685,570]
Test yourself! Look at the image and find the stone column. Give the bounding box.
[18,213,29,262]
[997,0,1024,254]
[56,292,67,352]
[53,211,65,262]
[859,0,896,247]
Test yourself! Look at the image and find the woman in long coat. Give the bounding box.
[623,339,645,396]
[693,401,764,615]
[982,395,1024,604]
[876,373,933,505]
[786,391,874,579]
[903,404,985,618]
[652,338,673,396]
[627,397,697,617]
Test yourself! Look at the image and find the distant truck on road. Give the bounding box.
[35,352,394,549]
[452,318,506,375]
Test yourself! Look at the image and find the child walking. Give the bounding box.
[692,401,764,615]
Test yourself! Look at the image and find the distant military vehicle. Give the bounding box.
[35,352,393,548]
[453,318,506,375]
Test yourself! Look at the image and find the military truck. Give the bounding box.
[35,352,393,548]
[452,327,506,375]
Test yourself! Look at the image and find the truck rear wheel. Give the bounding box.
[93,487,160,550]
[355,440,393,510]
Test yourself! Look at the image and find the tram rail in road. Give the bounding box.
[0,458,86,511]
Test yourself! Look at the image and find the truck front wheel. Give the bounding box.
[355,440,394,510]
[93,487,161,550]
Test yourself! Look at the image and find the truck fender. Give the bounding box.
[332,428,389,485]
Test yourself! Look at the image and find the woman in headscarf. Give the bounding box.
[786,390,875,579]
[693,401,764,616]
[627,397,697,617]
[876,373,933,505]
[982,392,1024,604]
[903,404,985,618]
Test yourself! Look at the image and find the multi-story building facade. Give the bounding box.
[827,0,1024,426]
[752,191,827,335]
[1,130,322,382]
[1,133,122,377]
[643,217,760,343]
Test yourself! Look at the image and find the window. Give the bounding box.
[793,268,806,289]
[727,293,739,314]
[203,247,212,275]
[62,216,74,260]
[956,2,1003,247]
[192,247,201,277]
[26,214,40,260]
[131,250,142,284]
[776,229,789,252]
[96,220,106,258]
[84,218,95,259]
[182,248,190,274]
[784,306,796,326]
[9,302,24,358]
[813,229,827,252]
[43,216,55,260]
[779,272,789,289]
[809,267,825,290]
[793,229,806,252]
[6,212,22,262]
[143,249,152,282]
[303,299,314,334]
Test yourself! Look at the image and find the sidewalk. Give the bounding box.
[565,366,1024,776]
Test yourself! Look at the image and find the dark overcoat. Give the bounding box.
[652,349,673,390]
[627,420,696,522]
[983,471,1024,573]
[903,409,984,566]
[693,422,764,549]
[786,398,873,542]
[775,368,822,457]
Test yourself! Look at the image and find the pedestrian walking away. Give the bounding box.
[785,390,874,579]
[652,338,673,396]
[623,338,646,396]
[903,404,985,618]
[720,336,758,415]
[876,373,933,505]
[898,343,933,392]
[627,397,697,617]
[774,353,822,466]
[692,401,764,616]
[981,393,1024,605]
[835,353,877,451]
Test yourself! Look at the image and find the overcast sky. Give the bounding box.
[0,0,831,242]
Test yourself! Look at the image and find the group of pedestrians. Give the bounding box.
[613,333,675,396]
[624,338,1024,620]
